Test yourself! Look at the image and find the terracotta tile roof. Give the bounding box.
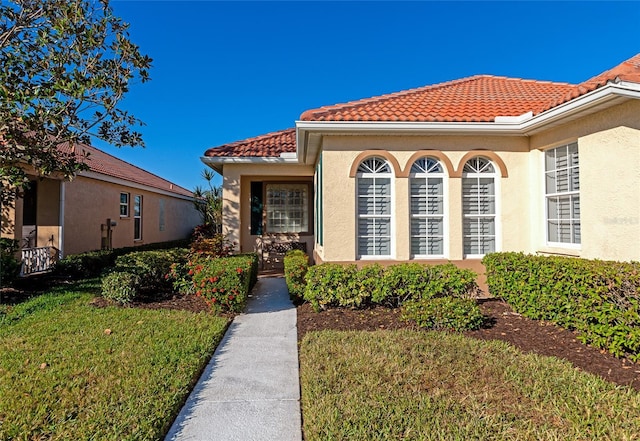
[546,53,640,110]
[299,75,576,122]
[205,54,640,158]
[203,128,296,158]
[300,53,640,122]
[58,142,194,198]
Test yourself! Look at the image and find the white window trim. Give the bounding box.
[543,143,581,250]
[264,183,310,234]
[120,192,130,218]
[462,159,501,259]
[356,159,395,260]
[409,159,449,259]
[134,195,142,241]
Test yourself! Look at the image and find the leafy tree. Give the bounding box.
[193,169,222,235]
[0,0,152,204]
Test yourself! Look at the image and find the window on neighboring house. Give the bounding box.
[134,195,142,240]
[120,192,129,217]
[545,143,580,245]
[410,157,446,257]
[265,183,309,233]
[462,157,497,256]
[357,157,393,258]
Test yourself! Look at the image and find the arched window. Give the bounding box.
[357,157,393,257]
[410,157,446,257]
[462,157,497,256]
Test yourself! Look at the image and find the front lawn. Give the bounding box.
[300,330,640,440]
[0,279,229,440]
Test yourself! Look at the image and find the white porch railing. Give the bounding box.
[20,247,59,276]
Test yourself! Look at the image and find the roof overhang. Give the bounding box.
[200,155,300,175]
[296,81,640,166]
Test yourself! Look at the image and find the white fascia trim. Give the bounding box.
[296,82,640,136]
[201,156,300,168]
[77,170,195,201]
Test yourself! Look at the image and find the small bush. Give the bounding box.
[284,250,309,301]
[114,248,188,292]
[483,252,640,361]
[188,254,258,312]
[402,297,484,331]
[304,264,369,311]
[0,238,20,287]
[378,263,478,307]
[101,271,140,304]
[191,234,235,258]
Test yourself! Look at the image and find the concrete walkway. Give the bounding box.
[165,277,302,441]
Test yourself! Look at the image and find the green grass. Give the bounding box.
[300,330,640,441]
[0,279,229,440]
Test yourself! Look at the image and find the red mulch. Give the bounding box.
[296,299,640,391]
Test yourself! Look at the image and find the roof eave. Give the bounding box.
[296,81,640,162]
[200,156,300,174]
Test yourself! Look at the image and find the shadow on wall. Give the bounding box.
[221,173,240,247]
[1,203,15,236]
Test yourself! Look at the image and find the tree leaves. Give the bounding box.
[0,0,152,204]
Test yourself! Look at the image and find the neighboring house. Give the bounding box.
[2,142,200,274]
[202,54,640,268]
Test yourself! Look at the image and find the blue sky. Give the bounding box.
[100,1,640,190]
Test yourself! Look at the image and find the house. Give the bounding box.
[202,54,640,268]
[1,142,201,275]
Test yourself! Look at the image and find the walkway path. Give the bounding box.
[165,277,302,441]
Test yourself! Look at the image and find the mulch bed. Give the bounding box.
[6,274,639,390]
[296,299,640,391]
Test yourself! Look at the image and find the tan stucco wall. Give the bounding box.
[220,101,640,263]
[530,101,640,262]
[319,135,533,261]
[62,176,200,256]
[221,164,314,257]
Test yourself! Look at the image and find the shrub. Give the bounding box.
[377,263,478,307]
[55,250,116,278]
[304,264,371,311]
[55,239,191,279]
[0,238,20,287]
[187,253,258,312]
[284,250,309,301]
[101,271,141,304]
[483,252,640,361]
[114,248,188,292]
[402,297,484,331]
[191,234,235,258]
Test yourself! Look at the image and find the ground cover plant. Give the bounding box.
[483,252,640,361]
[0,279,229,440]
[300,330,640,440]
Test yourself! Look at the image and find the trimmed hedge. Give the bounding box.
[187,253,259,312]
[55,239,191,278]
[284,250,309,302]
[114,248,188,292]
[402,296,484,331]
[483,252,640,361]
[99,248,189,303]
[304,262,478,312]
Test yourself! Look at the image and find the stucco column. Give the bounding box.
[448,177,463,260]
[394,176,410,260]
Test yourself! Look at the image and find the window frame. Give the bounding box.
[120,192,130,218]
[544,143,581,248]
[133,195,142,241]
[409,157,448,259]
[263,182,313,235]
[462,156,500,258]
[356,157,394,260]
